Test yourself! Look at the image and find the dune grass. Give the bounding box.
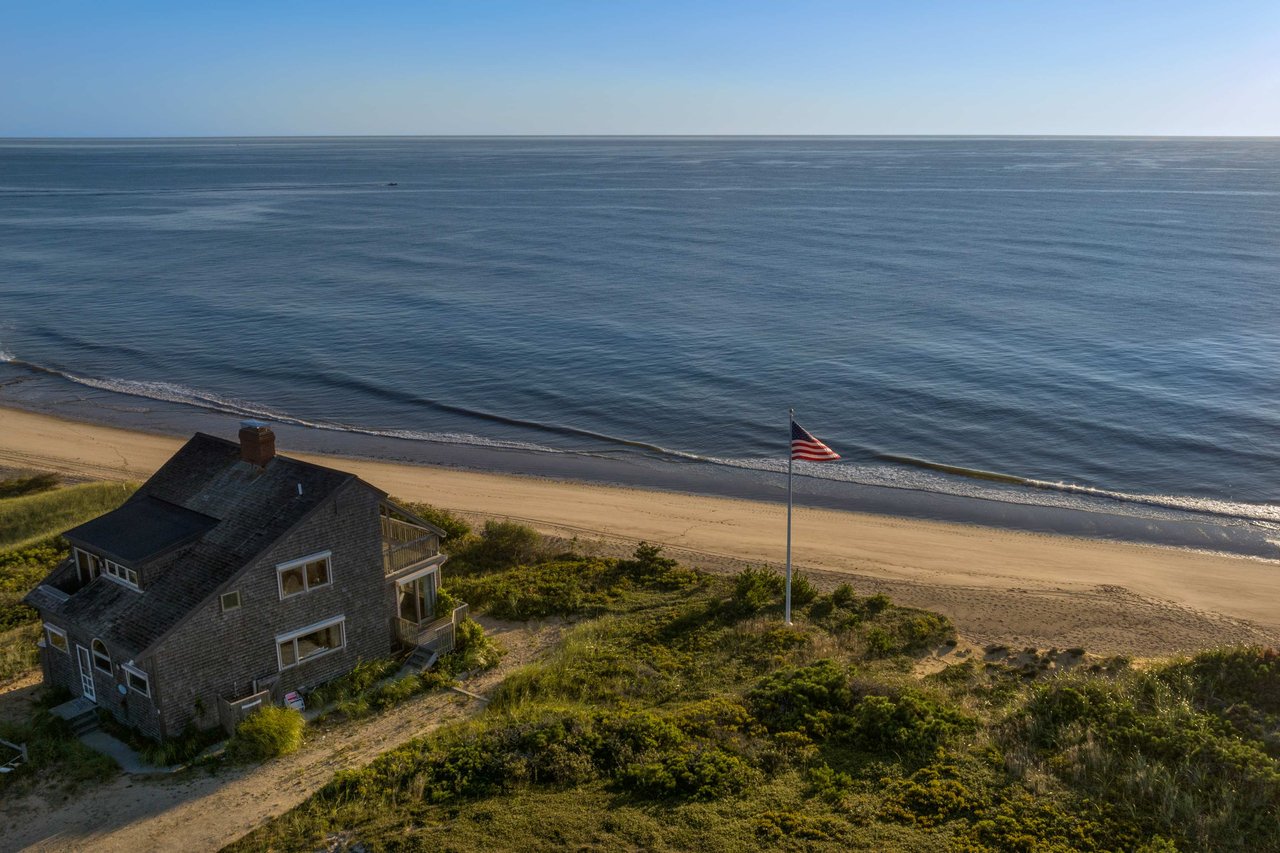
[0,481,136,551]
[0,481,135,685]
[227,534,1278,853]
[0,472,61,500]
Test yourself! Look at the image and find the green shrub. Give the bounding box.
[454,520,543,572]
[789,571,819,607]
[434,586,460,617]
[881,762,984,827]
[227,706,304,761]
[831,583,856,608]
[807,762,854,802]
[618,745,756,800]
[847,691,975,757]
[390,499,473,542]
[307,658,402,710]
[747,659,852,738]
[729,567,784,616]
[447,617,504,673]
[617,543,700,589]
[755,810,849,842]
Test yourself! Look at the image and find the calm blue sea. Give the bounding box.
[2,137,1278,553]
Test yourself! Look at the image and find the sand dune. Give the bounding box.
[1,405,1275,656]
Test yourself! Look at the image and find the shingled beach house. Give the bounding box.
[24,422,463,739]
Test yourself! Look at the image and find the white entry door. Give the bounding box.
[75,645,96,702]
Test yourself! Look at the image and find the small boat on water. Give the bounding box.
[386,182,398,187]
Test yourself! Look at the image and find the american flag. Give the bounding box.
[791,420,841,462]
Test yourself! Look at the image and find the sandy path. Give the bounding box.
[2,620,559,853]
[2,406,1278,656]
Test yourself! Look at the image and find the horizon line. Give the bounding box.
[4,133,1280,142]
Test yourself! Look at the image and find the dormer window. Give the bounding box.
[103,559,140,589]
[277,552,332,599]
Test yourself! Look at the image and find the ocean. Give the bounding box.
[1,137,1278,556]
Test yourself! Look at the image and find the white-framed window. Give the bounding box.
[122,663,150,698]
[103,559,140,589]
[277,551,332,599]
[91,638,112,674]
[220,590,242,612]
[44,623,69,654]
[276,616,345,671]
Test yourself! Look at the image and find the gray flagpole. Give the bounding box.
[786,408,794,625]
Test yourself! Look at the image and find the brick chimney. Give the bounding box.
[238,420,276,467]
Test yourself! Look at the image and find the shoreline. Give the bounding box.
[2,368,1276,561]
[1,404,1277,655]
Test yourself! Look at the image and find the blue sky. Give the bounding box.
[3,1,1278,136]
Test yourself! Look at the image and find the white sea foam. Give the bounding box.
[8,355,1277,530]
[681,453,1280,527]
[29,365,564,455]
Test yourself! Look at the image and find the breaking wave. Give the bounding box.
[3,352,1277,530]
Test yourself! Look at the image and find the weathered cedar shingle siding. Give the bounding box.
[154,481,391,734]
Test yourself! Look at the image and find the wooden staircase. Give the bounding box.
[404,646,440,672]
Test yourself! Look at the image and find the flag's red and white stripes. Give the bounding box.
[791,421,840,462]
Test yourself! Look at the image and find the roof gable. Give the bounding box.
[29,431,374,657]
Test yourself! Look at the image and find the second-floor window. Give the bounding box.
[104,559,140,589]
[277,552,332,599]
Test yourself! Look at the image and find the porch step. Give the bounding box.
[50,697,100,736]
[405,646,440,672]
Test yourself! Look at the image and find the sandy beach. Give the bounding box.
[1,405,1276,656]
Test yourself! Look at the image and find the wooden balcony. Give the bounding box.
[381,516,440,575]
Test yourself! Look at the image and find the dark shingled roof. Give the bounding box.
[27,433,370,658]
[63,495,218,565]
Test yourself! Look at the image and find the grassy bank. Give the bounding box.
[0,477,135,684]
[228,517,1279,853]
[0,480,136,551]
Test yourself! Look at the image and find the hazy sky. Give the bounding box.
[4,1,1278,136]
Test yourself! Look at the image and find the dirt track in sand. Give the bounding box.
[2,620,559,853]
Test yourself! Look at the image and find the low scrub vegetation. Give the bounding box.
[227,706,305,762]
[449,545,700,622]
[0,689,118,795]
[230,531,1280,852]
[307,619,503,724]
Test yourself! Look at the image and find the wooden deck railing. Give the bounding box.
[395,604,469,655]
[381,516,440,574]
